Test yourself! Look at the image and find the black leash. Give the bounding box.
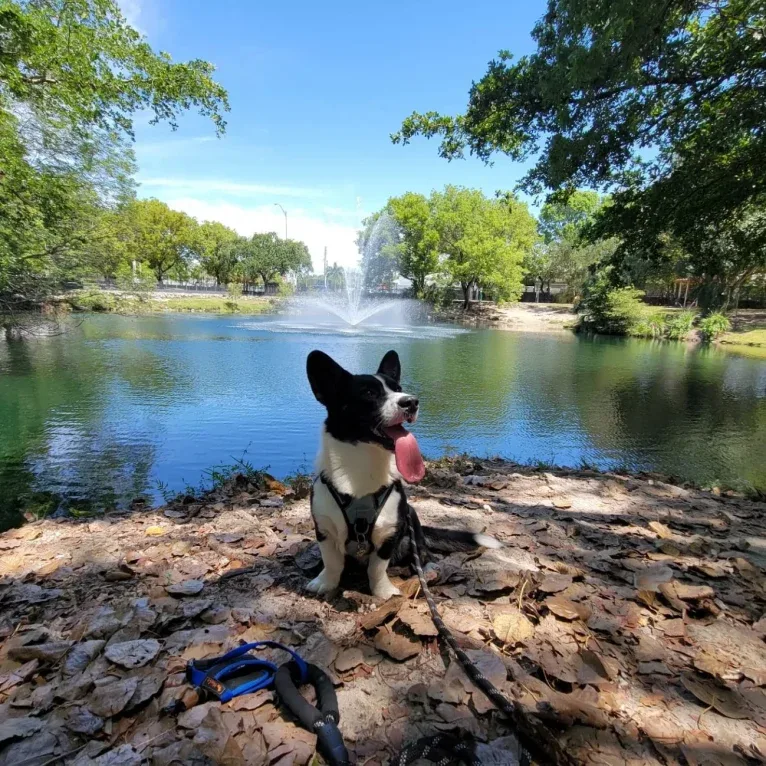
[402,508,575,766]
[274,660,350,766]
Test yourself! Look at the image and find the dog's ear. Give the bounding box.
[307,350,351,407]
[377,350,400,384]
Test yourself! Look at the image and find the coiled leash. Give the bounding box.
[186,641,350,766]
[403,509,575,766]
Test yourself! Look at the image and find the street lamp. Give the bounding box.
[273,203,287,239]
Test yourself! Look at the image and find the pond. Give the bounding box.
[1,312,765,530]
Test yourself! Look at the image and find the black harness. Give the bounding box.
[316,475,395,558]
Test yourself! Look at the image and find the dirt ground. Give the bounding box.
[433,302,577,333]
[1,459,765,766]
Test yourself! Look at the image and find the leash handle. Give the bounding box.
[186,641,309,703]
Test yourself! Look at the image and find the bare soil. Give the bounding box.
[1,460,765,765]
[434,302,578,333]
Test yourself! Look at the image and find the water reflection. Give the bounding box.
[0,315,764,530]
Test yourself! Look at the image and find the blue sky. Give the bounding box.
[125,0,546,269]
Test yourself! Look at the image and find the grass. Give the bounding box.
[719,328,766,347]
[66,289,276,316]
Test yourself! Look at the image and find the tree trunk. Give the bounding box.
[461,281,471,310]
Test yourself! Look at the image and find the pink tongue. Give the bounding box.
[384,424,425,483]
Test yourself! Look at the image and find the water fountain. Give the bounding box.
[242,214,466,339]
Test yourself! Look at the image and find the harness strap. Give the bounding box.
[317,475,395,553]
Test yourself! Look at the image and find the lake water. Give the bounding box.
[1,312,765,530]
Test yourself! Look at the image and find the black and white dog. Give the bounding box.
[305,349,500,600]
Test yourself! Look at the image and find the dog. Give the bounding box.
[305,349,500,599]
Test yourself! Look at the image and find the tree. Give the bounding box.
[120,199,199,283]
[524,191,617,301]
[388,193,440,295]
[392,0,766,296]
[237,233,312,288]
[197,222,239,285]
[356,211,399,290]
[0,0,228,326]
[325,262,345,292]
[431,186,537,309]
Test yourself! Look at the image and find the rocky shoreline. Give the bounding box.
[0,459,765,765]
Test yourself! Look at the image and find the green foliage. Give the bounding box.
[197,222,240,286]
[115,261,156,295]
[665,311,696,341]
[119,199,199,282]
[235,233,312,287]
[0,0,228,326]
[699,313,732,341]
[393,0,766,309]
[579,269,648,335]
[226,282,243,299]
[388,192,439,295]
[431,186,537,307]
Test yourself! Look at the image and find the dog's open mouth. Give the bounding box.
[382,419,425,484]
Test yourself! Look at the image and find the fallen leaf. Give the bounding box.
[63,640,106,678]
[5,583,62,603]
[374,625,420,661]
[359,596,404,630]
[65,707,104,735]
[492,609,535,644]
[669,582,715,601]
[88,676,140,717]
[648,521,673,538]
[546,596,590,621]
[105,638,160,669]
[681,672,752,720]
[334,647,365,672]
[87,744,142,766]
[635,635,666,662]
[0,716,43,744]
[0,659,38,693]
[397,603,438,637]
[127,668,165,710]
[166,579,205,596]
[229,689,274,711]
[634,565,674,592]
[8,640,73,663]
[539,573,573,593]
[577,649,615,684]
[145,526,165,536]
[194,707,246,765]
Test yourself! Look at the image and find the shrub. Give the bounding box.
[699,312,731,340]
[665,310,696,340]
[631,311,667,338]
[227,282,243,299]
[579,273,648,335]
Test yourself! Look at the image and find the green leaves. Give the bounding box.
[394,0,766,300]
[0,0,229,324]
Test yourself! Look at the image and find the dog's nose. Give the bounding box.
[399,396,419,413]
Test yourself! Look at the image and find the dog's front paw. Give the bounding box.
[371,581,401,600]
[306,571,339,595]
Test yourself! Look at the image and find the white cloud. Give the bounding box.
[118,0,145,32]
[165,198,363,271]
[139,177,325,199]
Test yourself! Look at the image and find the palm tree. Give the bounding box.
[325,262,345,292]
